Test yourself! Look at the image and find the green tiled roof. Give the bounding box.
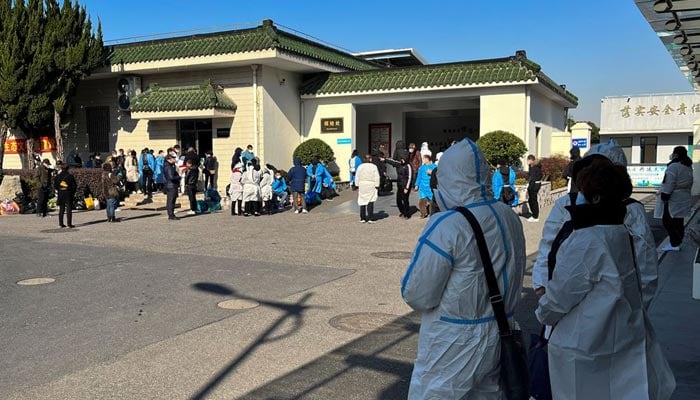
[130,82,237,113]
[300,55,578,105]
[109,20,376,71]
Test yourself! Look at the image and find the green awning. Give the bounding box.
[130,81,237,119]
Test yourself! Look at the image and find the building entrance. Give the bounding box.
[178,119,213,158]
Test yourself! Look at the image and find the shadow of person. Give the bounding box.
[189,283,324,400]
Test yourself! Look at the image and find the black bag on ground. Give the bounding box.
[528,326,553,400]
[455,207,529,400]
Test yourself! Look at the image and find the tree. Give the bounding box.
[476,130,528,167]
[0,0,103,169]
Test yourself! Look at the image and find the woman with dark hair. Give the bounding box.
[230,147,243,169]
[656,146,693,251]
[241,158,262,216]
[563,146,582,198]
[537,162,675,400]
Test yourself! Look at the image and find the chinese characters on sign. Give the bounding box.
[3,137,56,154]
[320,118,344,133]
[620,102,700,118]
[627,165,666,188]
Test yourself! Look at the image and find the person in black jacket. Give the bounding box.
[563,146,581,198]
[163,154,181,220]
[35,158,53,217]
[184,159,199,215]
[386,155,413,219]
[53,161,77,228]
[526,154,543,222]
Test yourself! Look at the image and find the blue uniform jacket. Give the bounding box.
[415,163,437,200]
[492,166,519,206]
[272,177,287,193]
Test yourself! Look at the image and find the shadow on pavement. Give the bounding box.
[190,283,320,400]
[238,312,420,400]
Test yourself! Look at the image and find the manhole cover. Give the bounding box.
[329,312,413,334]
[371,251,412,260]
[217,299,259,310]
[17,277,55,286]
[40,228,78,234]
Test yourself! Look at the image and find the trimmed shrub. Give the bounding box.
[538,156,569,182]
[2,168,105,201]
[551,178,567,190]
[293,138,334,166]
[476,130,528,166]
[514,177,527,186]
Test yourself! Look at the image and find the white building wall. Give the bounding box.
[302,100,355,180]
[480,88,527,141]
[355,104,405,156]
[529,89,567,159]
[260,66,302,170]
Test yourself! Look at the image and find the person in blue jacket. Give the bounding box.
[138,148,156,197]
[414,154,437,218]
[287,157,308,214]
[154,150,165,191]
[307,157,330,195]
[492,162,519,207]
[271,170,288,211]
[349,149,362,190]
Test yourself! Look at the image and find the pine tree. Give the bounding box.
[0,0,103,169]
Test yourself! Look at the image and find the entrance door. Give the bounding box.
[178,119,212,158]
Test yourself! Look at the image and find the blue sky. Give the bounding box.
[81,0,691,125]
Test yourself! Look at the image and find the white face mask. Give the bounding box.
[575,192,587,205]
[409,148,414,153]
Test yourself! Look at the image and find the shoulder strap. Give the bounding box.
[547,220,575,280]
[455,207,512,336]
[623,197,641,207]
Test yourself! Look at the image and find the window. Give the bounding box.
[617,136,633,163]
[178,119,212,158]
[688,135,694,158]
[640,136,657,164]
[85,106,111,153]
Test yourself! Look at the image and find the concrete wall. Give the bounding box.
[302,100,355,180]
[550,130,572,157]
[355,104,405,157]
[260,65,302,170]
[529,89,567,159]
[480,88,527,141]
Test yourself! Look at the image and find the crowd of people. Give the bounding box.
[401,138,685,400]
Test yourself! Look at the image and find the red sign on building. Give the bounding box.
[4,136,55,154]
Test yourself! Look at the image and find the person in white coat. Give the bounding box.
[241,159,262,216]
[401,139,526,399]
[656,146,694,251]
[536,161,675,400]
[259,166,273,215]
[419,141,432,159]
[355,154,380,223]
[532,140,659,310]
[228,163,244,216]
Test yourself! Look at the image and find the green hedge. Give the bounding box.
[293,138,335,166]
[2,168,105,201]
[476,130,528,166]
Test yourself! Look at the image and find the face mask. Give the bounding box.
[575,192,587,205]
[409,148,414,153]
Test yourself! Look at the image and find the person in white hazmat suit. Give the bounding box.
[536,160,676,400]
[532,140,659,310]
[355,154,380,223]
[401,139,526,399]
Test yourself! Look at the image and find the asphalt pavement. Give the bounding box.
[0,190,697,399]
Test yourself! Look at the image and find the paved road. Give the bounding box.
[0,190,694,399]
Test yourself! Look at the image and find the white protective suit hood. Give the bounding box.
[420,142,432,158]
[435,139,493,211]
[584,140,627,166]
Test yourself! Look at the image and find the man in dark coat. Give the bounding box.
[53,161,77,228]
[35,158,53,217]
[386,155,413,218]
[287,157,308,213]
[526,154,543,222]
[163,154,181,220]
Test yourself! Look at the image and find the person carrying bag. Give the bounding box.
[455,207,529,400]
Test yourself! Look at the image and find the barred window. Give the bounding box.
[86,106,111,153]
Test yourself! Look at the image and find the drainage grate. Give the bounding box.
[370,251,412,260]
[329,312,414,335]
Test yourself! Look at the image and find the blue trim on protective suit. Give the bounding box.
[465,199,497,209]
[440,312,514,325]
[487,203,510,297]
[420,237,454,264]
[466,139,487,200]
[401,212,455,297]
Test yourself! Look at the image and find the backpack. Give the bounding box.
[500,170,515,204]
[142,154,151,171]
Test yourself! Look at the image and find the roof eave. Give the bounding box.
[300,80,536,99]
[130,108,236,120]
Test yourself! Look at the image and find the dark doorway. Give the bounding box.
[178,119,213,158]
